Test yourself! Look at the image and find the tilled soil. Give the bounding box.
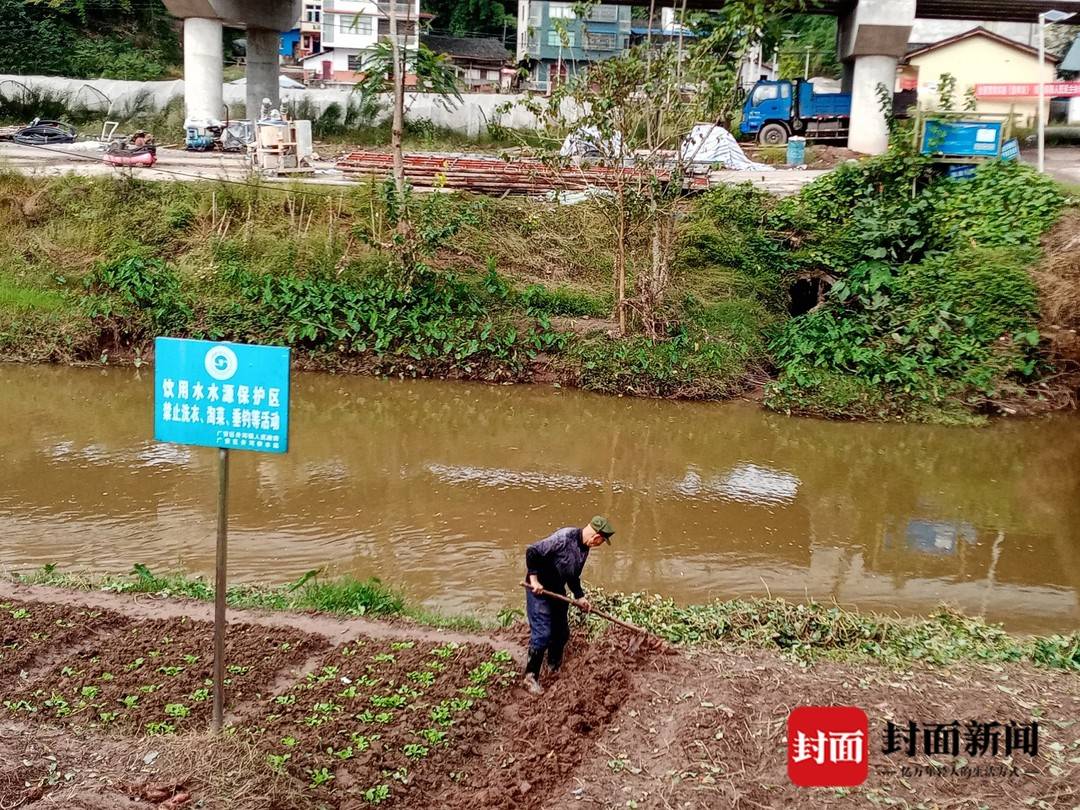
[255,637,520,808]
[3,613,325,734]
[1,586,1078,810]
[0,598,130,678]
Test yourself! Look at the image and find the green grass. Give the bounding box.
[0,279,67,313]
[15,564,493,630]
[16,564,413,618]
[0,167,1070,418]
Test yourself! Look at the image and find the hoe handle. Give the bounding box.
[519,581,660,640]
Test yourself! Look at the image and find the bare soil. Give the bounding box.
[0,586,1077,810]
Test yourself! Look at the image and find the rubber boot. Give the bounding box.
[524,649,545,695]
[523,672,544,695]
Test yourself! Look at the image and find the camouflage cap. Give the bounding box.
[590,515,615,540]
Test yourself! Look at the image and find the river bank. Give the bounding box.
[1,575,1077,809]
[0,154,1076,424]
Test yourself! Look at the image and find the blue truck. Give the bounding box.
[739,78,915,145]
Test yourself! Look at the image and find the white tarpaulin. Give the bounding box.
[680,123,773,171]
[560,125,623,159]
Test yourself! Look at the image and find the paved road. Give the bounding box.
[1039,146,1080,187]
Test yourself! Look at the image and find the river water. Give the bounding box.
[1,365,1078,634]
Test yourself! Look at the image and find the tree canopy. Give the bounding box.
[421,0,515,41]
[0,0,180,80]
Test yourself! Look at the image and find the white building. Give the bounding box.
[301,0,420,84]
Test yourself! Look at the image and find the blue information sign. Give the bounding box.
[922,120,1003,158]
[154,337,290,454]
[1000,138,1020,162]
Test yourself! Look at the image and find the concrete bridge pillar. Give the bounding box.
[183,17,224,123]
[837,0,915,154]
[245,27,282,117]
[165,0,300,123]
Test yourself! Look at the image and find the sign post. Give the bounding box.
[153,337,290,732]
[213,447,229,731]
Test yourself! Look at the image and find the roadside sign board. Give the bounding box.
[975,82,1080,98]
[921,120,1003,159]
[154,337,291,453]
[1000,138,1020,162]
[947,164,977,180]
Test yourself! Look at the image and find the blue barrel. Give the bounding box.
[786,136,807,166]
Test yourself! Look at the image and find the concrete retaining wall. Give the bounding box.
[0,74,580,136]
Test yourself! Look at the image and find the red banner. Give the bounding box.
[975,82,1080,98]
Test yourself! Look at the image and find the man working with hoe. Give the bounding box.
[522,515,614,695]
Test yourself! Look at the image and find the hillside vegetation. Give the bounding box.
[0,0,180,81]
[0,155,1071,423]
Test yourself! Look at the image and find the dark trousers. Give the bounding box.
[525,590,569,676]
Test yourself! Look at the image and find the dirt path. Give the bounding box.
[0,581,525,659]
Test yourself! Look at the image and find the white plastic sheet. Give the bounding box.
[680,123,773,171]
[560,125,623,159]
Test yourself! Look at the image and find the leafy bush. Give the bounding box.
[0,0,179,81]
[218,267,546,375]
[590,589,1080,670]
[765,159,1063,419]
[570,328,752,399]
[83,255,192,336]
[925,160,1065,251]
[768,248,1040,415]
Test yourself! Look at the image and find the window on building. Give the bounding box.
[584,31,615,50]
[347,53,364,71]
[376,2,414,17]
[342,14,373,34]
[305,3,321,23]
[548,3,576,19]
[587,5,617,22]
[547,29,576,47]
[377,19,417,36]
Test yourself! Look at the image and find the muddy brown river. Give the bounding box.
[1,365,1078,633]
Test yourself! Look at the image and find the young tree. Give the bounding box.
[351,7,463,286]
[517,1,797,337]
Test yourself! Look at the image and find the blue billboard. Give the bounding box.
[154,337,291,454]
[921,120,1004,158]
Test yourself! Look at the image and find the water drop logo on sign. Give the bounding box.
[154,337,291,454]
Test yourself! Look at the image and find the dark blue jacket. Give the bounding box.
[525,527,589,598]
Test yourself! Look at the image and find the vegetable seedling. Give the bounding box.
[164,703,190,718]
[309,767,334,788]
[362,784,390,804]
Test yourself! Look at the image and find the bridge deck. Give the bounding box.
[611,0,1080,24]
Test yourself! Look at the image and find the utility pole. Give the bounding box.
[1039,11,1047,173]
[388,0,405,195]
[1038,9,1076,174]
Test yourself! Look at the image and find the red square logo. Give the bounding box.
[787,706,869,787]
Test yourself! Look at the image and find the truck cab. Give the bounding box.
[740,80,795,144]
